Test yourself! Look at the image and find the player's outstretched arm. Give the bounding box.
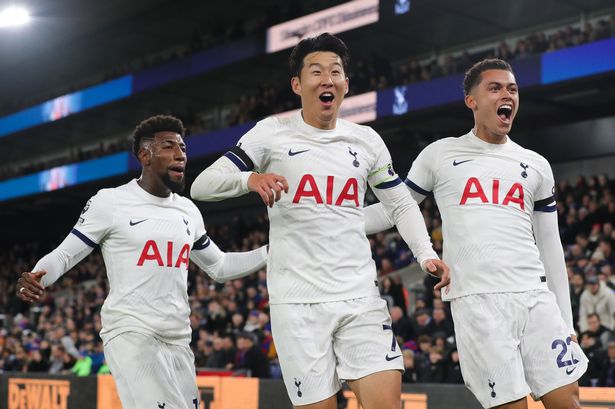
[363,203,394,235]
[16,233,95,303]
[372,181,449,274]
[534,210,575,335]
[191,237,267,283]
[191,156,287,207]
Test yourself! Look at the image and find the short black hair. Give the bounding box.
[463,58,514,96]
[132,115,185,157]
[288,32,350,78]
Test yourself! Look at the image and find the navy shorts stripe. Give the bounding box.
[71,228,99,249]
[404,178,432,196]
[193,234,211,250]
[375,177,403,189]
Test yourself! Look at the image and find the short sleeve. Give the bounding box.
[534,157,556,213]
[366,128,403,189]
[227,117,276,173]
[406,143,438,196]
[72,189,113,248]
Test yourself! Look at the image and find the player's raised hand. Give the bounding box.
[17,271,46,303]
[422,259,451,292]
[248,173,289,207]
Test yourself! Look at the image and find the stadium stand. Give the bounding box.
[2,173,614,385]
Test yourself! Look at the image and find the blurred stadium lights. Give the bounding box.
[0,5,30,28]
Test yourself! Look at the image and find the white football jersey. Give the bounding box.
[70,179,208,345]
[232,111,402,304]
[407,130,556,301]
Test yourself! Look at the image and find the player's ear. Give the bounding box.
[137,146,151,166]
[344,77,349,95]
[291,76,302,96]
[465,94,477,111]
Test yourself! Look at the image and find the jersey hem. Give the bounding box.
[443,283,550,301]
[269,289,380,305]
[100,326,190,347]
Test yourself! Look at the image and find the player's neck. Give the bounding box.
[301,110,337,130]
[137,175,171,198]
[472,126,507,145]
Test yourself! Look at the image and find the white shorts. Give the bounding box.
[104,332,199,409]
[451,290,588,408]
[270,296,403,406]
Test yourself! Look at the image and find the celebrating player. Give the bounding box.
[364,58,588,409]
[16,115,268,409]
[190,33,449,409]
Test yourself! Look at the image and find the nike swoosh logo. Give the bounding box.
[565,366,577,375]
[453,159,473,166]
[288,148,310,156]
[129,219,148,226]
[385,354,401,361]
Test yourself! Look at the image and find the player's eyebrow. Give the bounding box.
[308,62,343,69]
[486,81,517,87]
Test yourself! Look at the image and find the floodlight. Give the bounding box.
[0,5,30,28]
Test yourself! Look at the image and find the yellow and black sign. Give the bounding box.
[8,378,70,409]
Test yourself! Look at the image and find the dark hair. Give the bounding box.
[131,115,185,157]
[288,32,349,78]
[463,58,514,96]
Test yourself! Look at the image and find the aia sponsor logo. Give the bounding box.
[459,177,525,210]
[137,240,190,269]
[293,175,359,207]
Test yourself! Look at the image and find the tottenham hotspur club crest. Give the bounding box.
[520,162,529,178]
[348,147,360,167]
[294,378,302,398]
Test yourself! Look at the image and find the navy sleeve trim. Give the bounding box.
[534,196,556,212]
[374,177,403,189]
[404,178,432,196]
[71,228,99,249]
[193,234,211,250]
[224,146,254,171]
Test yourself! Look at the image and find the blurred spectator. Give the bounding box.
[401,349,417,383]
[586,313,614,348]
[570,272,585,329]
[431,307,454,339]
[579,276,615,332]
[412,309,436,338]
[234,332,271,378]
[24,348,49,372]
[48,344,73,374]
[444,349,463,384]
[599,341,615,386]
[390,306,413,341]
[416,346,446,383]
[579,331,604,386]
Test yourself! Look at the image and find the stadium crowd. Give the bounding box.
[1,14,614,182]
[1,173,614,386]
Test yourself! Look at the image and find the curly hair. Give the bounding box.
[131,115,185,157]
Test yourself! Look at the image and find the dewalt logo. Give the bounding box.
[8,378,70,409]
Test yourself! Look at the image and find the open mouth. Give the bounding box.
[319,92,334,104]
[497,104,513,122]
[168,165,185,177]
